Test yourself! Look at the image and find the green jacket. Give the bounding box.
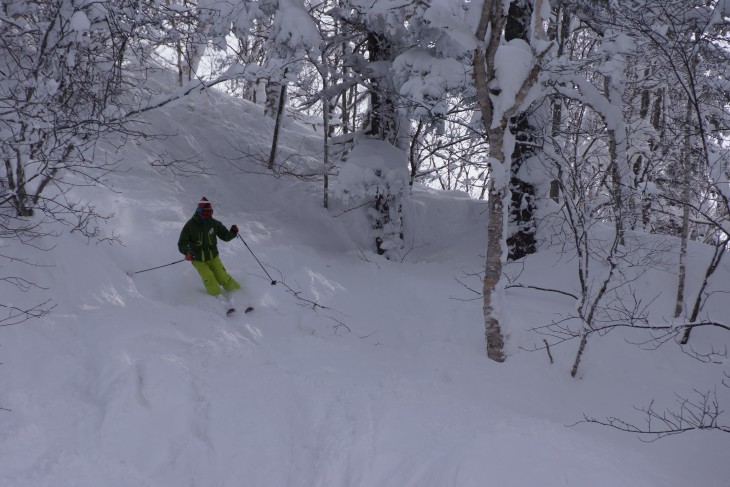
[178,213,236,262]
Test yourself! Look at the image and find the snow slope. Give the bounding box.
[1,73,728,486]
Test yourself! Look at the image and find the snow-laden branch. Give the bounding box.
[123,63,262,119]
[549,74,622,132]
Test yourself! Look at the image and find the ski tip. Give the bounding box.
[244,306,254,314]
[226,308,236,316]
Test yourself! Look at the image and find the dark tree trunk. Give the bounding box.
[365,30,404,257]
[366,31,398,145]
[268,79,287,170]
[505,0,538,261]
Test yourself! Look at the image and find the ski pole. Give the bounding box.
[237,234,277,285]
[127,259,185,276]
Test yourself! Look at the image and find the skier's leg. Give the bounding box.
[191,260,223,296]
[209,256,241,292]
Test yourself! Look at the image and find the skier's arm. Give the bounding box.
[215,220,236,241]
[178,223,193,255]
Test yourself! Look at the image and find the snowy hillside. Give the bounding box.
[1,76,728,487]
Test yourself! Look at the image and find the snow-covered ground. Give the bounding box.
[1,78,728,486]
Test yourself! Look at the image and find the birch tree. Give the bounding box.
[474,0,549,361]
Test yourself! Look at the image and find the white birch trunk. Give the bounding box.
[674,53,699,327]
[483,128,508,362]
[474,0,507,362]
[473,0,543,362]
[674,94,693,320]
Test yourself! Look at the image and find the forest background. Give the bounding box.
[1,0,729,485]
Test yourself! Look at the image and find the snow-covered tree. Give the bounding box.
[323,0,477,257]
[512,0,730,373]
[474,0,550,361]
[549,0,730,349]
[1,0,140,222]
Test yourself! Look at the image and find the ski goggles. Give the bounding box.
[197,204,213,218]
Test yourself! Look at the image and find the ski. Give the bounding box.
[226,306,253,317]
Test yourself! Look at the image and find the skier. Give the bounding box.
[178,197,241,296]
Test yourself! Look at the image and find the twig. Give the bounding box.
[543,339,554,364]
[505,283,578,300]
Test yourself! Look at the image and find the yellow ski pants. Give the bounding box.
[191,255,241,296]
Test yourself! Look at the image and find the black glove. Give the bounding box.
[230,224,239,234]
